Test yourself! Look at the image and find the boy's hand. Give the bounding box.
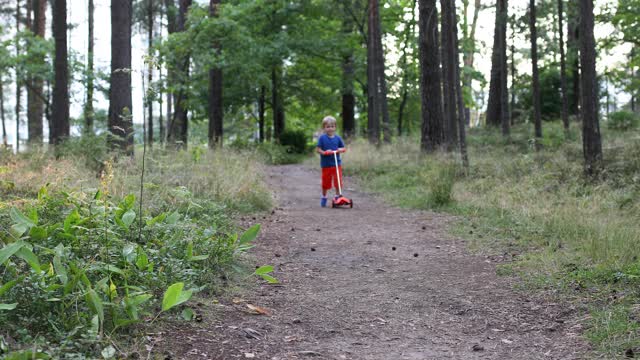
[323,150,334,156]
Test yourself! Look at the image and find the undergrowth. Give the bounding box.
[0,146,275,358]
[346,122,640,357]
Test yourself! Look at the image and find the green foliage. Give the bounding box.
[0,187,266,357]
[606,110,639,131]
[278,129,310,154]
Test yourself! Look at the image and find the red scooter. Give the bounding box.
[330,151,353,209]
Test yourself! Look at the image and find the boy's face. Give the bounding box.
[324,122,336,136]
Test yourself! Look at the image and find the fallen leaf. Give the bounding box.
[491,328,506,332]
[298,351,322,356]
[501,339,513,344]
[244,353,255,358]
[472,344,484,351]
[284,335,299,342]
[246,304,271,315]
[232,297,244,304]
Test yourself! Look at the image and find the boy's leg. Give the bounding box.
[321,167,332,207]
[333,166,343,196]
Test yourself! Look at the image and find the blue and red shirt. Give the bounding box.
[317,134,344,168]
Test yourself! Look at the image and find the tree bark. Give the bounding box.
[567,2,580,117]
[530,0,542,147]
[208,0,223,148]
[272,66,285,141]
[397,0,416,137]
[558,0,569,134]
[259,86,265,143]
[15,0,21,151]
[341,0,356,139]
[83,0,94,135]
[440,0,458,149]
[462,0,481,127]
[451,2,470,168]
[108,0,134,155]
[579,0,602,176]
[486,0,508,128]
[367,0,381,145]
[500,0,509,135]
[419,0,444,152]
[167,0,191,148]
[27,0,45,144]
[51,0,69,145]
[147,0,154,146]
[1,77,7,146]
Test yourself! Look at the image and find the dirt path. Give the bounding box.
[157,164,587,359]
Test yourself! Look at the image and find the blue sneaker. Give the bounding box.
[320,197,328,207]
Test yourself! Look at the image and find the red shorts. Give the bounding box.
[321,166,343,191]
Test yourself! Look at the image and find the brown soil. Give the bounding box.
[151,164,588,360]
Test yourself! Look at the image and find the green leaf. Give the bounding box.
[190,255,209,261]
[10,224,28,238]
[101,345,116,359]
[146,212,166,227]
[85,289,104,324]
[181,307,195,321]
[122,243,137,263]
[0,241,25,265]
[63,210,80,233]
[10,207,35,228]
[239,224,261,246]
[185,242,194,260]
[0,277,23,296]
[254,265,274,275]
[121,209,136,228]
[166,211,180,225]
[37,185,48,201]
[259,274,279,284]
[123,194,136,209]
[29,226,48,241]
[15,246,41,273]
[162,282,192,311]
[135,247,149,271]
[53,255,68,285]
[0,303,18,311]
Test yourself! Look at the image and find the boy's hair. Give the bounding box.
[322,116,337,128]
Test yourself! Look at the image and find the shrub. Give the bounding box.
[279,129,309,154]
[607,111,639,131]
[427,164,457,207]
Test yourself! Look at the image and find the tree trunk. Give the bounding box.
[367,0,380,145]
[567,2,580,117]
[451,2,470,168]
[419,0,444,152]
[500,0,509,135]
[1,77,7,146]
[272,66,285,141]
[486,0,507,128]
[208,0,223,148]
[82,0,94,135]
[27,0,45,144]
[51,0,69,145]
[259,86,265,143]
[108,0,133,155]
[341,0,356,139]
[530,0,542,147]
[557,0,569,135]
[167,0,191,149]
[397,0,416,137]
[462,0,481,127]
[510,28,516,126]
[147,0,154,147]
[377,27,391,144]
[15,0,21,151]
[440,0,458,149]
[579,0,602,176]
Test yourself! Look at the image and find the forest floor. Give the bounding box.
[151,164,589,359]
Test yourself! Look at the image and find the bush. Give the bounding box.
[279,129,309,154]
[607,111,639,131]
[0,185,268,357]
[427,164,456,207]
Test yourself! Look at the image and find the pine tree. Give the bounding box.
[51,0,69,145]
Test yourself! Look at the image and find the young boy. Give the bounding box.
[316,116,346,207]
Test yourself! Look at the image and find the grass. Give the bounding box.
[344,122,640,356]
[0,143,274,358]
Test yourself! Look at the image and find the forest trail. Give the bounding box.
[157,164,587,360]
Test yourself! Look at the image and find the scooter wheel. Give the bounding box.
[331,202,336,208]
[350,201,353,208]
